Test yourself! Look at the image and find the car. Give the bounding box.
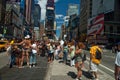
[0,40,8,52]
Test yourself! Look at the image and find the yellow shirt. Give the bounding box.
[10,40,14,45]
[90,45,102,64]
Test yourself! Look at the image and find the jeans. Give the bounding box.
[30,53,36,64]
[63,51,68,63]
[70,59,75,66]
[9,54,16,68]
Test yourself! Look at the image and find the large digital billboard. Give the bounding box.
[6,0,21,2]
[68,4,79,16]
[92,0,114,16]
[34,4,41,27]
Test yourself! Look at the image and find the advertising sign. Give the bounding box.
[68,4,79,16]
[92,0,114,16]
[87,14,104,35]
[6,0,21,2]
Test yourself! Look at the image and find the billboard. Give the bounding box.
[47,0,54,3]
[6,0,21,2]
[92,0,114,16]
[47,7,54,10]
[34,4,41,27]
[68,4,79,16]
[46,0,54,9]
[87,14,104,35]
[46,4,54,10]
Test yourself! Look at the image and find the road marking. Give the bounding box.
[99,64,114,73]
[104,55,115,59]
[86,57,114,73]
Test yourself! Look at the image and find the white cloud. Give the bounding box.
[55,14,64,19]
[57,26,61,29]
[38,0,60,21]
[55,0,59,3]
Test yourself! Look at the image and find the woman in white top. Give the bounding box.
[29,40,38,68]
[115,43,120,80]
[69,41,75,67]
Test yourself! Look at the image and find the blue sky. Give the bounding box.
[55,0,80,16]
[55,0,80,38]
[38,0,80,38]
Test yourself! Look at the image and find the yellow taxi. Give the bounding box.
[0,40,8,52]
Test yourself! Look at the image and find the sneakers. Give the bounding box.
[75,77,82,80]
[29,64,35,68]
[75,78,79,80]
[29,65,32,68]
[79,77,82,80]
[33,65,35,67]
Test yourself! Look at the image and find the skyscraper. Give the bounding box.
[25,0,32,25]
[45,0,55,39]
[0,0,6,35]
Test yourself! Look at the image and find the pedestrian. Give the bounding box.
[13,45,22,68]
[55,42,61,60]
[63,41,69,64]
[69,41,75,67]
[6,40,12,65]
[6,39,16,68]
[37,41,42,56]
[115,42,120,80]
[9,45,19,68]
[48,42,54,63]
[29,40,38,68]
[74,42,85,80]
[42,41,47,57]
[16,35,31,67]
[89,42,102,80]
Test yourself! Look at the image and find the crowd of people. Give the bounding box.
[5,35,120,80]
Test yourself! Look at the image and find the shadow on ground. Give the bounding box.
[67,71,76,79]
[67,70,94,79]
[82,70,94,79]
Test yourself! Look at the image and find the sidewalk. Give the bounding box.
[47,59,114,80]
[0,52,9,69]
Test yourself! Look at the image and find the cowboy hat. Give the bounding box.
[25,35,30,39]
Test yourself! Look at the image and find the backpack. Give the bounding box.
[95,48,102,60]
[81,50,86,61]
[82,53,86,61]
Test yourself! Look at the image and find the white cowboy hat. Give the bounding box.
[25,35,30,39]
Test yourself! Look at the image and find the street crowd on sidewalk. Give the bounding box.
[3,35,120,80]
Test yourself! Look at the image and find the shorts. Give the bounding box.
[90,61,98,72]
[22,48,30,56]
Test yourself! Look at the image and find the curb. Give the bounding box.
[44,62,53,80]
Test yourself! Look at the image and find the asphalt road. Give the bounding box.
[100,50,115,77]
[0,49,116,80]
[0,54,49,80]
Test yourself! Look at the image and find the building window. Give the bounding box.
[110,26,113,33]
[117,26,120,33]
[100,0,103,4]
[104,12,114,21]
[117,0,120,9]
[104,25,106,33]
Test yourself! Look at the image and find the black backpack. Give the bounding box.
[95,48,102,60]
